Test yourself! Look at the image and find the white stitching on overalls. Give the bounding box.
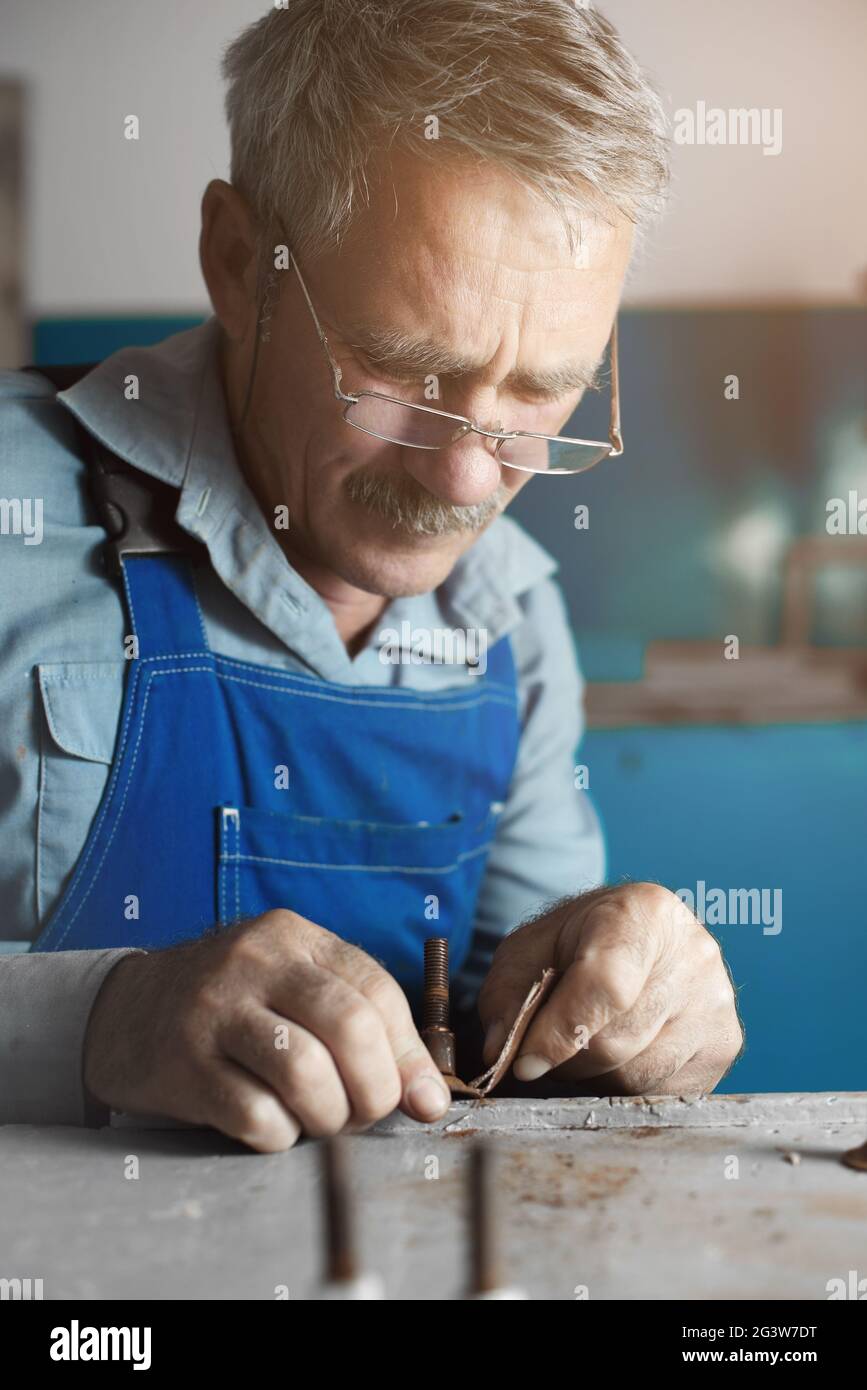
[41,650,517,945]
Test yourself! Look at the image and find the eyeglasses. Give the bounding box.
[287,250,623,476]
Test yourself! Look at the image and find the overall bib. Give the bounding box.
[31,405,521,1000]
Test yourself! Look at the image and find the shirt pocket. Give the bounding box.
[216,801,504,989]
[36,661,126,924]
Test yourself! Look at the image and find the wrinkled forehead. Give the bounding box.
[302,149,633,360]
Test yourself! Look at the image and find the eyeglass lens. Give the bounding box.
[345,395,610,474]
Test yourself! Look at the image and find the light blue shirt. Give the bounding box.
[0,319,604,1123]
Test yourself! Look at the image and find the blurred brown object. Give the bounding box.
[587,536,867,727]
[841,1137,867,1172]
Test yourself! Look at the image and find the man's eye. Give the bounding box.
[360,357,417,386]
[511,389,571,409]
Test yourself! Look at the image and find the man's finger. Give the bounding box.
[272,946,450,1125]
[512,901,661,1079]
[219,1007,352,1137]
[548,976,673,1081]
[199,1057,302,1153]
[659,1047,734,1095]
[266,960,403,1124]
[571,1015,700,1093]
[627,1011,743,1095]
[330,943,452,1122]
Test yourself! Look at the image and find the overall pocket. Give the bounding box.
[216,801,503,991]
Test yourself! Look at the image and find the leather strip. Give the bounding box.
[444,968,559,1098]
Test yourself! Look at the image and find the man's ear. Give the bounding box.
[199,179,260,342]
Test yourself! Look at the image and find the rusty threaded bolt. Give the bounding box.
[469,1141,499,1295]
[421,936,456,1075]
[422,937,450,1029]
[322,1136,356,1283]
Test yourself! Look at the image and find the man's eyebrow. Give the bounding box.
[343,323,602,394]
[509,359,602,395]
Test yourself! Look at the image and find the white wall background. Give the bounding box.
[3,0,866,313]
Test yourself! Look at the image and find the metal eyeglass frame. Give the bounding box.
[287,249,623,476]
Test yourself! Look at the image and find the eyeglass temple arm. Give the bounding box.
[609,317,623,456]
[289,250,354,401]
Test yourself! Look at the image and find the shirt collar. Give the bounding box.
[55,318,559,668]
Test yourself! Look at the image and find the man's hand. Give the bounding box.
[478,885,742,1095]
[83,910,451,1152]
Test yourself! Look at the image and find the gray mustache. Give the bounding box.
[345,470,509,537]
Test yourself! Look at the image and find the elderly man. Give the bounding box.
[0,1,741,1149]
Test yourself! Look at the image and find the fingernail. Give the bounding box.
[406,1074,451,1121]
[484,1020,508,1060]
[513,1053,552,1082]
[241,1097,301,1152]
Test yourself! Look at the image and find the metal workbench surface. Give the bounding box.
[2,1093,866,1301]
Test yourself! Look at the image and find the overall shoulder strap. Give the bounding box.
[484,632,518,690]
[24,362,211,658]
[24,362,98,392]
[23,361,206,579]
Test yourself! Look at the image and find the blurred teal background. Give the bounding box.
[513,307,867,1094]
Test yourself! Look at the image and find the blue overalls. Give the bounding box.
[32,444,521,1001]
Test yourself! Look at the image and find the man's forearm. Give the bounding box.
[0,948,144,1125]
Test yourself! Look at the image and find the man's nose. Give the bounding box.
[401,427,503,507]
[402,383,505,507]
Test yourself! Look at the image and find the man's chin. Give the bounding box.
[331,533,469,600]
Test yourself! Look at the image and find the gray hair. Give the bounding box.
[222,0,669,261]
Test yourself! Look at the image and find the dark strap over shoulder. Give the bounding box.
[26,362,99,392]
[23,362,205,577]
